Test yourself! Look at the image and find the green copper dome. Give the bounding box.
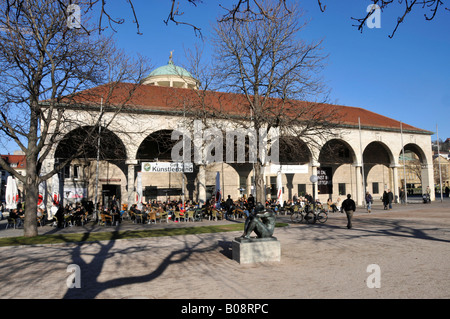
[144,52,198,89]
[149,60,193,78]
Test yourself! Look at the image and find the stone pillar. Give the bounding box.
[354,163,363,206]
[311,161,319,200]
[126,159,138,207]
[391,165,399,203]
[197,164,206,205]
[421,163,436,201]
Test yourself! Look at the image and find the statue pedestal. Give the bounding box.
[232,237,281,264]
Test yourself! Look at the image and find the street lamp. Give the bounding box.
[310,174,318,208]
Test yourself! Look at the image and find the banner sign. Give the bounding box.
[141,162,194,173]
[267,164,309,174]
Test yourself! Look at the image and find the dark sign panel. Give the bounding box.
[317,167,332,195]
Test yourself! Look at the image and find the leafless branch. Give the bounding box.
[346,0,448,38]
[164,0,203,37]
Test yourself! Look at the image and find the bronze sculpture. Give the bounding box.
[240,202,276,239]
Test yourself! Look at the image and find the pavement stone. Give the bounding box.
[0,200,449,303]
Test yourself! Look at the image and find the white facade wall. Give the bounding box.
[42,107,434,208]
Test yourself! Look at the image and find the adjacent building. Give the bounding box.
[0,152,26,203]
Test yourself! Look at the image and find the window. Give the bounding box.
[372,182,379,194]
[63,165,70,179]
[298,184,306,196]
[338,183,346,195]
[73,165,80,179]
[239,175,246,192]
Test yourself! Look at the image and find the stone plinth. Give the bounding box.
[232,237,281,264]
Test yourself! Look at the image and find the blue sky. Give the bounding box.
[101,0,449,141]
[2,1,448,155]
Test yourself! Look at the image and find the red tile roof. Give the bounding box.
[60,82,431,134]
[1,155,26,169]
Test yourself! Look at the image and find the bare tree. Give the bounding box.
[185,0,341,204]
[4,1,447,38]
[0,0,149,237]
[407,157,424,184]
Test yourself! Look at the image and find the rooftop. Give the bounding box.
[60,82,432,135]
[0,155,26,169]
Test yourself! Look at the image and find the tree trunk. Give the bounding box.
[24,183,38,237]
[23,157,38,238]
[254,162,266,204]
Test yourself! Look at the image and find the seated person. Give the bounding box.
[110,204,121,224]
[9,209,19,224]
[240,203,276,239]
[327,198,339,212]
[335,197,342,213]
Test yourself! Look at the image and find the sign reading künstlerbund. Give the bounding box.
[141,162,194,173]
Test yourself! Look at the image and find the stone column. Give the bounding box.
[354,163,363,206]
[391,164,399,203]
[311,161,319,200]
[421,163,436,201]
[197,164,206,205]
[126,159,138,207]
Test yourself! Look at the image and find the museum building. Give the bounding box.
[41,57,435,208]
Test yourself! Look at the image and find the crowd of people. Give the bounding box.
[125,194,255,223]
[0,200,89,228]
[2,184,447,230]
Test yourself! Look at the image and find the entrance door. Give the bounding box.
[102,184,121,208]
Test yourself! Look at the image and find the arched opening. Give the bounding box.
[278,136,311,165]
[54,126,127,207]
[364,141,394,197]
[267,136,312,201]
[398,143,428,196]
[318,139,356,199]
[205,162,240,202]
[136,129,191,202]
[136,129,181,162]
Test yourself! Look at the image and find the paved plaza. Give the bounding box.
[0,200,449,301]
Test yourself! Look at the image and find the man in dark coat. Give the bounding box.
[382,191,389,210]
[387,189,394,210]
[225,195,234,220]
[247,194,255,212]
[399,188,406,204]
[341,194,356,229]
[55,204,65,228]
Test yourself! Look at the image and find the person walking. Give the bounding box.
[387,189,394,210]
[382,190,389,210]
[225,195,234,220]
[365,191,373,213]
[341,194,356,229]
[400,188,406,204]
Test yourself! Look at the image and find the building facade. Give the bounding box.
[40,59,435,208]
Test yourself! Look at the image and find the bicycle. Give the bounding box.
[304,205,328,224]
[290,204,305,223]
[290,203,328,224]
